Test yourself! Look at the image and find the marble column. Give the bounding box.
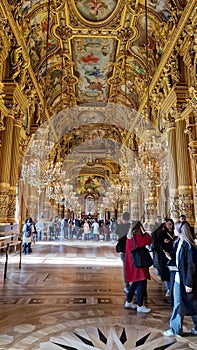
[186,96,197,229]
[189,141,197,228]
[175,116,194,225]
[165,115,179,222]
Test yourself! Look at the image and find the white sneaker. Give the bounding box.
[137,305,151,313]
[124,300,137,309]
[191,327,197,335]
[163,329,175,337]
[165,289,170,297]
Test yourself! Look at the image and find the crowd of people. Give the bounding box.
[46,216,118,242]
[22,211,197,337]
[116,212,197,337]
[22,215,119,249]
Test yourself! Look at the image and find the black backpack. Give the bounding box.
[25,223,32,237]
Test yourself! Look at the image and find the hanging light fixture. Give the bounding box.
[21,0,55,193]
[129,0,169,189]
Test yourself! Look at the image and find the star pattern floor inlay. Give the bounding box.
[0,241,197,349]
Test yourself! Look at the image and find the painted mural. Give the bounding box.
[141,0,171,22]
[78,176,106,195]
[130,13,167,71]
[26,13,57,70]
[20,0,42,15]
[74,0,118,22]
[73,37,116,104]
[150,0,171,22]
[120,69,143,110]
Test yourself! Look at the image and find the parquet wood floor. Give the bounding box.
[0,240,197,349]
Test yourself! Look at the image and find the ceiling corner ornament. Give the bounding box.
[73,0,119,23]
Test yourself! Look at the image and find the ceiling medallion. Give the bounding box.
[73,0,119,22]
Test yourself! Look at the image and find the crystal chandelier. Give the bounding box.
[130,141,169,189]
[45,160,75,206]
[21,128,55,192]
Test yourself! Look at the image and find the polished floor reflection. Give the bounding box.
[0,240,197,349]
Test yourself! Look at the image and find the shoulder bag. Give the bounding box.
[116,241,121,253]
[131,235,153,268]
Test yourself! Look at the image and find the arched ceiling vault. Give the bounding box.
[16,0,174,114]
[1,0,190,195]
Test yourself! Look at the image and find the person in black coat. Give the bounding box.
[157,219,175,297]
[116,212,131,293]
[164,221,197,336]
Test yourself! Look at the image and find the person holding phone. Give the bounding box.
[124,220,152,313]
[164,221,197,336]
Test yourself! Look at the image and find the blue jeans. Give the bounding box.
[170,281,197,334]
[120,252,130,290]
[165,280,171,291]
[75,227,80,239]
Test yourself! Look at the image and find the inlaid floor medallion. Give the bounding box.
[0,242,197,349]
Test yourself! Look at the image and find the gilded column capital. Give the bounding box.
[167,105,186,122]
[187,87,197,113]
[12,103,25,127]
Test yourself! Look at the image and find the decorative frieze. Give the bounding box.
[7,191,16,222]
[0,192,9,221]
[178,190,194,224]
[169,190,179,222]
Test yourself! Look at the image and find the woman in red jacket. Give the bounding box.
[124,220,152,313]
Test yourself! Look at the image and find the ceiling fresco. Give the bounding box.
[74,0,119,22]
[73,37,117,103]
[8,0,182,197]
[17,0,173,115]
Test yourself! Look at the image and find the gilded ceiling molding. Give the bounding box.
[0,0,52,123]
[142,11,196,129]
[138,0,197,113]
[181,22,197,85]
[67,0,126,29]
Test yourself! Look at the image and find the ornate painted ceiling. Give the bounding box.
[17,0,173,112]
[0,0,191,201]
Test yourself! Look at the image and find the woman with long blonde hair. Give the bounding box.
[164,222,197,336]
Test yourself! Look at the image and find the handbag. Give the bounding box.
[116,241,121,253]
[131,235,153,268]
